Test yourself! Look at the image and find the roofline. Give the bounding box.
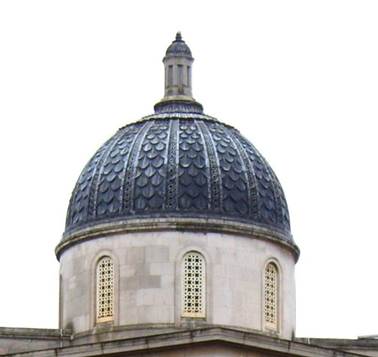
[0,327,71,340]
[2,326,367,357]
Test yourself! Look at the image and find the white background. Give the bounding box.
[0,1,377,338]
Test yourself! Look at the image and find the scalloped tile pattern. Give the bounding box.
[65,117,291,239]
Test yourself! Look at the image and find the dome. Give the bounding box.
[59,34,295,256]
[165,32,192,58]
[64,112,291,237]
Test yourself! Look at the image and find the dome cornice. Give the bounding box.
[132,111,220,125]
[56,216,299,261]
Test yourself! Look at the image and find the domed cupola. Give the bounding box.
[165,32,192,58]
[57,34,298,339]
[58,32,296,257]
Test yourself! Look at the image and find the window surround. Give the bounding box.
[262,259,281,333]
[91,250,119,327]
[181,251,206,318]
[175,247,211,325]
[96,256,114,323]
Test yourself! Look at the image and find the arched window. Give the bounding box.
[182,251,206,318]
[96,256,114,323]
[264,262,279,331]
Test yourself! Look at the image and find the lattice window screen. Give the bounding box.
[182,252,205,318]
[264,262,278,330]
[96,256,114,323]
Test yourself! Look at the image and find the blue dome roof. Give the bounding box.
[64,109,291,244]
[58,34,297,259]
[165,32,192,58]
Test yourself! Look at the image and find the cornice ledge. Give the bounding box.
[3,327,366,357]
[56,217,299,261]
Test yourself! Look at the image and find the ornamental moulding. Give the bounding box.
[56,217,299,261]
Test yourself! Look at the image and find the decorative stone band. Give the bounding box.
[56,217,300,261]
[136,111,220,124]
[154,99,204,114]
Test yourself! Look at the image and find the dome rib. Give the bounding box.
[91,129,126,218]
[165,119,179,210]
[117,125,142,212]
[122,121,154,213]
[196,120,222,211]
[227,127,259,220]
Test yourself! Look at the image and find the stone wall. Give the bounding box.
[59,230,296,339]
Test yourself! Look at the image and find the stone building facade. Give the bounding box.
[0,33,377,357]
